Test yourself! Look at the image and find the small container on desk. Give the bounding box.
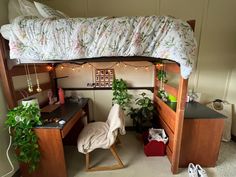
[142,131,166,156]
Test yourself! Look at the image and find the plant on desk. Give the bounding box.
[5,104,42,173]
[128,92,155,133]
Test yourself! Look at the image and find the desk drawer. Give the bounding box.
[61,110,83,138]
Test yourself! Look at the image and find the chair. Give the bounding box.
[77,104,126,171]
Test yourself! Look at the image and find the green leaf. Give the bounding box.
[5,104,42,173]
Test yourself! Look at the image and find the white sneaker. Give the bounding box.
[188,163,198,177]
[196,164,208,177]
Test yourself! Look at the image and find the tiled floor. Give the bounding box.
[65,131,236,177]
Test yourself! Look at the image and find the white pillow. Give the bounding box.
[8,0,23,23]
[8,0,41,23]
[34,2,68,18]
[18,0,42,17]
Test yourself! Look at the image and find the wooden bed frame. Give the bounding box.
[154,63,188,173]
[0,20,195,175]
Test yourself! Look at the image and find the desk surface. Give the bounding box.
[36,98,89,129]
[166,101,225,119]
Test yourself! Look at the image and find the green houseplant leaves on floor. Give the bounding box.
[129,92,155,132]
[5,104,42,173]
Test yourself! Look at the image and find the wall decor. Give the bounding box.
[95,69,115,88]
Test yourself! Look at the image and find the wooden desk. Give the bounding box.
[179,102,225,167]
[159,101,225,168]
[20,98,89,177]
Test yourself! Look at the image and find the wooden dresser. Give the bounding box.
[155,98,225,167]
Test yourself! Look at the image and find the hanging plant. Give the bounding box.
[5,104,42,173]
[156,63,168,101]
[112,78,132,110]
[157,70,168,83]
[158,90,168,102]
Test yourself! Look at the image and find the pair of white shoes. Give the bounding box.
[188,163,208,177]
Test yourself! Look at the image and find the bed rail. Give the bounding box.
[154,63,188,174]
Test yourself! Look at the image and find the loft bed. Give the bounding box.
[0,15,196,174]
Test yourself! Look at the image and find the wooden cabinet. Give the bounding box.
[179,118,224,167]
[156,99,225,167]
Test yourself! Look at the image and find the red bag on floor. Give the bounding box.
[142,130,166,156]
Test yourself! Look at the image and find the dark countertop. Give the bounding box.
[165,101,225,119]
[184,102,225,119]
[35,98,89,129]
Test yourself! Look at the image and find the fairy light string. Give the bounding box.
[57,61,154,71]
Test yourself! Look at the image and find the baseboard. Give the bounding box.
[12,169,21,177]
[232,134,236,142]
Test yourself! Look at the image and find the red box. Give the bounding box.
[142,131,166,156]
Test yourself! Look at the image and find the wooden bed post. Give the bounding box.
[171,77,188,174]
[0,35,17,109]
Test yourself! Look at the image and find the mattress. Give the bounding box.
[0,15,197,79]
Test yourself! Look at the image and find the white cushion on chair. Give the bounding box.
[77,104,125,154]
[77,122,109,154]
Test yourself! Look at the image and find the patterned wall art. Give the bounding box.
[95,69,115,88]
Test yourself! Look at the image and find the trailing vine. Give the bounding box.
[5,104,42,173]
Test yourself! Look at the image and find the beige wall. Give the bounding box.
[0,0,19,176]
[0,1,235,175]
[56,62,154,125]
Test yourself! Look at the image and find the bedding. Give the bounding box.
[8,0,42,23]
[0,15,197,79]
[34,2,68,18]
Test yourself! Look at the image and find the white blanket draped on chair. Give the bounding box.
[77,104,125,154]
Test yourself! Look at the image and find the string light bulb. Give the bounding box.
[145,66,149,71]
[47,65,53,71]
[135,67,138,70]
[60,66,64,69]
[81,64,84,68]
[72,67,75,71]
[124,64,127,67]
[116,62,120,67]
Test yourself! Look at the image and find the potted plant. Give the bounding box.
[129,92,155,132]
[112,78,132,110]
[5,103,42,173]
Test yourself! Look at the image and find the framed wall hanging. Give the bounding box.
[95,69,115,87]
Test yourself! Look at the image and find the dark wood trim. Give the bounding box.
[63,87,154,92]
[10,64,50,77]
[0,35,17,108]
[187,20,196,32]
[15,82,51,101]
[61,110,82,138]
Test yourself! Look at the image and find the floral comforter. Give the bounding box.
[1,16,196,78]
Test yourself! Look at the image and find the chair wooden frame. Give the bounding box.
[85,144,124,171]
